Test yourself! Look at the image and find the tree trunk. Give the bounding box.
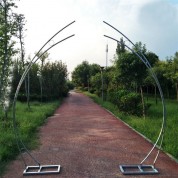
[1,2,9,121]
[155,85,157,105]
[166,85,170,99]
[140,86,145,119]
[146,86,148,101]
[27,71,30,109]
[176,83,178,102]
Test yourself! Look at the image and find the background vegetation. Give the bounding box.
[0,0,71,175]
[0,100,60,175]
[72,39,178,160]
[0,0,178,175]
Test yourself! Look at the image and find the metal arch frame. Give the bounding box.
[11,19,166,176]
[103,21,166,175]
[12,21,75,175]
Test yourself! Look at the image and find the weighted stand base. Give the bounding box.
[119,164,159,175]
[23,165,60,176]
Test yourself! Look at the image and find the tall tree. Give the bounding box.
[164,53,178,101]
[153,60,173,99]
[0,0,18,119]
[15,13,26,67]
[72,61,90,88]
[42,61,68,98]
[115,48,148,118]
[116,37,126,56]
[133,41,147,54]
[36,51,50,102]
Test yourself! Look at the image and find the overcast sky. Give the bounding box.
[16,0,178,74]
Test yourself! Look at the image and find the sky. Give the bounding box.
[16,0,178,75]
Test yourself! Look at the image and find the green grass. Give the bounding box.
[84,91,178,161]
[0,100,61,175]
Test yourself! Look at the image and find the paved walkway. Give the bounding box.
[2,91,178,178]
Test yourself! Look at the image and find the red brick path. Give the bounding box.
[2,91,178,178]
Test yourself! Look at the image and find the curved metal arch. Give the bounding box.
[103,21,166,167]
[12,21,75,169]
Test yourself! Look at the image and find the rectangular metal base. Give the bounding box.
[120,164,159,175]
[23,165,60,176]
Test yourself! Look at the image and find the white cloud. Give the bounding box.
[136,0,178,58]
[16,0,178,73]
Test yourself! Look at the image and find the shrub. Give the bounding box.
[107,89,142,116]
[67,81,75,90]
[119,92,142,115]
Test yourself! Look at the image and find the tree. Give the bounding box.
[15,13,26,67]
[173,52,178,101]
[89,63,100,76]
[36,51,50,102]
[14,13,31,107]
[163,54,178,101]
[133,41,147,54]
[0,0,18,119]
[42,61,68,99]
[115,47,148,118]
[116,52,147,89]
[143,52,160,103]
[116,37,126,56]
[72,61,90,88]
[90,73,101,95]
[152,60,173,99]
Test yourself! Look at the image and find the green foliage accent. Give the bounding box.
[0,0,19,119]
[0,100,60,175]
[107,90,142,116]
[72,61,100,88]
[67,81,75,90]
[12,60,69,101]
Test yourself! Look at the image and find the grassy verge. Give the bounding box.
[0,100,61,175]
[84,91,178,161]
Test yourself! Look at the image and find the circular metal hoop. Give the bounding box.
[12,21,75,167]
[103,21,166,166]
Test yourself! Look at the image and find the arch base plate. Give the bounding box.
[119,164,159,175]
[23,165,60,176]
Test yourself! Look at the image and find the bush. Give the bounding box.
[67,81,75,90]
[107,89,127,105]
[119,92,142,115]
[107,90,142,116]
[89,88,96,94]
[0,101,60,175]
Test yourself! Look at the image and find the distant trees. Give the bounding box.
[72,42,178,116]
[42,60,69,98]
[173,52,178,101]
[36,51,50,102]
[72,61,100,89]
[0,0,70,122]
[12,60,69,101]
[161,54,178,101]
[72,61,90,88]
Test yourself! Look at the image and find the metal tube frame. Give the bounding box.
[12,21,75,175]
[103,21,166,174]
[10,19,166,176]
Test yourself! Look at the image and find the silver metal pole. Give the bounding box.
[100,66,104,101]
[106,44,108,69]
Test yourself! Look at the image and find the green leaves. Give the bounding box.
[107,89,142,116]
[0,0,19,119]
[72,61,100,88]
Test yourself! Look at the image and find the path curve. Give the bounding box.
[2,91,178,178]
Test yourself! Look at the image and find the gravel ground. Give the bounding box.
[2,91,178,178]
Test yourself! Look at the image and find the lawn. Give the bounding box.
[0,100,60,175]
